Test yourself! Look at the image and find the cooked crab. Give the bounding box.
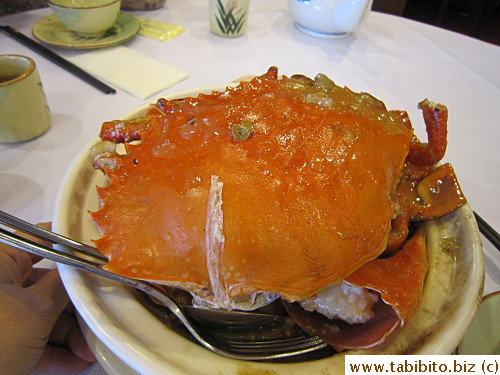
[90,67,466,350]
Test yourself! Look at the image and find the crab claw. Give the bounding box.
[410,163,466,221]
[406,99,448,167]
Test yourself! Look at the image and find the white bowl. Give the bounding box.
[49,0,121,36]
[53,84,485,374]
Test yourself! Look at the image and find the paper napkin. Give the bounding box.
[68,46,188,99]
[135,17,185,41]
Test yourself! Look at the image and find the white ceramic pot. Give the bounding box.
[288,0,373,38]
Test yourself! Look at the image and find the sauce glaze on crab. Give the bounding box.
[91,68,466,347]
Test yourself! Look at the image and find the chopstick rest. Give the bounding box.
[67,46,188,99]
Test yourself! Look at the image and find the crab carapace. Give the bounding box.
[90,67,466,350]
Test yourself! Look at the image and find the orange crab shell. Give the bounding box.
[346,225,428,324]
[91,76,414,304]
[281,225,428,350]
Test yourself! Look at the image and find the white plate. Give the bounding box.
[53,84,485,374]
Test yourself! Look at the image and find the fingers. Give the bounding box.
[0,221,53,284]
[33,345,94,375]
[1,221,97,375]
[25,251,45,266]
[35,308,97,375]
[28,268,70,320]
[67,323,97,363]
[49,310,96,362]
[27,222,53,265]
[0,242,33,284]
[35,222,52,231]
[24,266,52,287]
[48,310,75,345]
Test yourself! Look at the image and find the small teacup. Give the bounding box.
[209,0,249,37]
[0,55,51,143]
[288,0,373,38]
[49,0,121,37]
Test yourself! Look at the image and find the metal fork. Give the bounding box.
[0,210,327,361]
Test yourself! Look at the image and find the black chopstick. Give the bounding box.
[474,211,500,251]
[0,25,116,94]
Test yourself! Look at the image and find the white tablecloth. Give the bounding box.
[1,0,499,373]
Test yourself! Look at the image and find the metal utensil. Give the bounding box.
[0,210,327,360]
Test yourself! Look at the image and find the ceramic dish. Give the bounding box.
[457,291,500,354]
[53,84,485,374]
[32,13,140,49]
[77,315,139,375]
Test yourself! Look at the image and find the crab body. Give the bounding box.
[91,68,465,348]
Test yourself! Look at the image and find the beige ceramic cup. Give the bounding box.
[49,0,121,36]
[209,0,249,37]
[0,55,51,143]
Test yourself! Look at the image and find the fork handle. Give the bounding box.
[0,210,107,261]
[0,227,106,270]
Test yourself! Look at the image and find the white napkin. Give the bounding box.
[68,46,188,99]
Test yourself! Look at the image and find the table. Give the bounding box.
[1,1,499,372]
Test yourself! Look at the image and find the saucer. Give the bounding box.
[457,291,500,354]
[32,13,140,49]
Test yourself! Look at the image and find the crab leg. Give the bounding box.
[410,163,466,221]
[99,117,151,143]
[406,99,448,167]
[99,99,185,143]
[386,163,466,252]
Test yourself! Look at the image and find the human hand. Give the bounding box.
[0,223,96,375]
